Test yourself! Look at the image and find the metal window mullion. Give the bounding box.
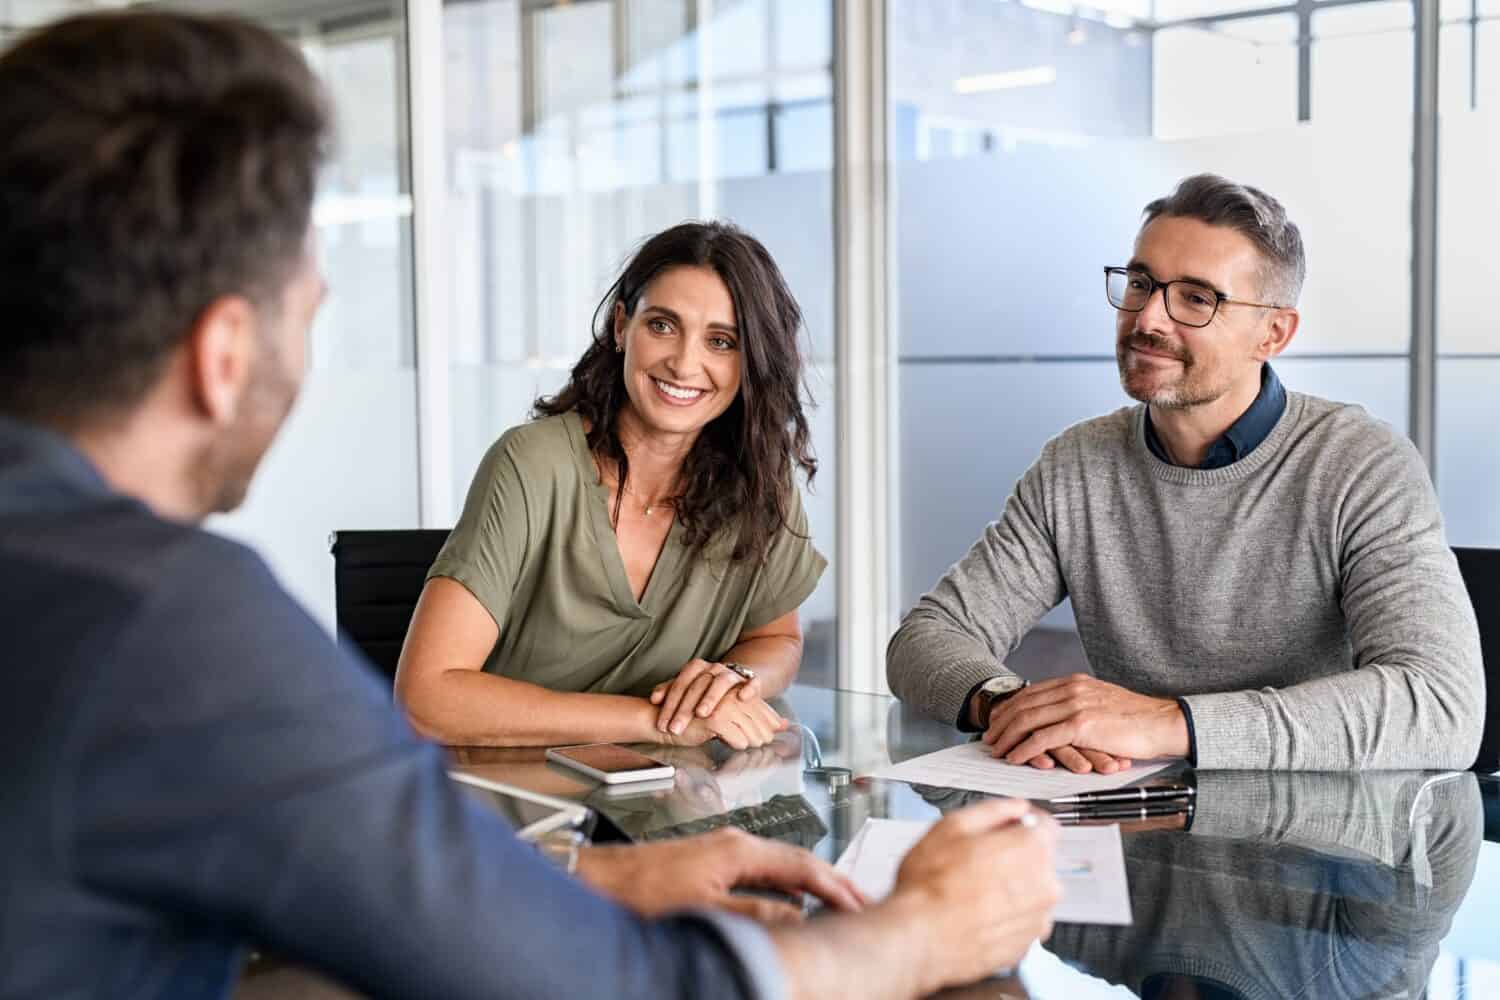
[520,5,540,363]
[1411,0,1439,473]
[1297,0,1312,123]
[1472,0,1480,111]
[696,0,718,217]
[391,19,418,371]
[407,0,454,527]
[833,0,894,695]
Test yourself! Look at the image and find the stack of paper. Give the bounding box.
[834,817,1133,925]
[869,741,1173,799]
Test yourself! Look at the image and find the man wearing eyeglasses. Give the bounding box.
[888,173,1484,773]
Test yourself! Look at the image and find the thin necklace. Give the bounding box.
[596,457,675,516]
[617,478,674,517]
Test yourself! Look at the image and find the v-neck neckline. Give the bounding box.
[564,411,683,619]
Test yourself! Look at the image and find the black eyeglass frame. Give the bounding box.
[1103,266,1286,329]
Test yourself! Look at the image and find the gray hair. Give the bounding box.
[1142,173,1306,307]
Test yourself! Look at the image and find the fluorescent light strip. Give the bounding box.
[953,65,1058,95]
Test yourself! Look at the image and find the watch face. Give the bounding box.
[984,676,1027,696]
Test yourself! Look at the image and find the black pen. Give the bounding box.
[1049,783,1195,806]
[1053,801,1194,824]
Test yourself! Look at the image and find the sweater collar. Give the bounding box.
[1144,363,1286,470]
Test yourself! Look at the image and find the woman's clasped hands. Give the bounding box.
[649,658,787,750]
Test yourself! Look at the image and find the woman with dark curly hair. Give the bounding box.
[395,221,824,749]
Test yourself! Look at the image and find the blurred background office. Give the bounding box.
[2,0,1494,691]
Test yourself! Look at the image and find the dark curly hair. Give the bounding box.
[0,10,328,429]
[535,221,816,564]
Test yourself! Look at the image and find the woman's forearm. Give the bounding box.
[399,669,656,747]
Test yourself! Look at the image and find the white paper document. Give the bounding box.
[868,740,1174,799]
[834,818,1132,925]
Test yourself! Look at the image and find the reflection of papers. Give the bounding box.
[868,740,1173,798]
[1015,940,1138,997]
[1051,825,1132,925]
[834,818,1132,925]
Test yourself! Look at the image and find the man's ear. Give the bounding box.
[186,295,258,425]
[1256,307,1300,361]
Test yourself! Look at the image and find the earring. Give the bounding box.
[615,343,623,353]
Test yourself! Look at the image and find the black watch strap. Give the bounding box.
[967,679,1028,733]
[957,679,990,732]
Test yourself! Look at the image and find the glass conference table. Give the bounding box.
[448,684,1500,1000]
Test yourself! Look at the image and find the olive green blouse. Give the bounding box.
[428,412,826,697]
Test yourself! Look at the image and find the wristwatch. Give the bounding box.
[972,675,1028,728]
[721,662,756,683]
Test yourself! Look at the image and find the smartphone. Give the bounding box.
[546,743,676,784]
[594,777,678,799]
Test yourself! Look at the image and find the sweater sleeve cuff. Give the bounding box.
[692,911,788,1000]
[928,659,1008,732]
[1175,697,1198,767]
[1178,690,1272,770]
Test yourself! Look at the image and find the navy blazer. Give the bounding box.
[0,417,782,1000]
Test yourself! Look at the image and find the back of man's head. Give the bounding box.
[1143,173,1306,308]
[0,10,329,432]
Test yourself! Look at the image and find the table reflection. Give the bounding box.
[444,686,1496,999]
[1038,771,1482,999]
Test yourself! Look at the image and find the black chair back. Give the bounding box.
[1454,546,1500,773]
[330,529,450,681]
[1482,777,1500,843]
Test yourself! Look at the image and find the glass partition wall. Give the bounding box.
[217,4,422,631]
[1438,0,1500,548]
[0,0,1493,695]
[0,0,422,631]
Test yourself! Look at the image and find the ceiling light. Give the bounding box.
[953,65,1059,95]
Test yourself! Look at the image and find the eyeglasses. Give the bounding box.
[1103,266,1284,329]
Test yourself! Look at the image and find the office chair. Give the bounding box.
[1454,546,1500,773]
[1482,776,1500,844]
[329,529,450,682]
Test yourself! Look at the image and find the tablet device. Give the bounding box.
[447,771,593,841]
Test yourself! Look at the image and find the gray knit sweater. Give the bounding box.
[886,391,1485,770]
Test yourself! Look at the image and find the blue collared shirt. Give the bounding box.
[0,416,783,1000]
[1144,364,1287,470]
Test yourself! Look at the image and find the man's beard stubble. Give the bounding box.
[193,344,299,515]
[1115,330,1219,410]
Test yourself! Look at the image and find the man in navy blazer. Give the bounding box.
[0,10,1060,999]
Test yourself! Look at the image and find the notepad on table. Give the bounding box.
[834,817,1132,925]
